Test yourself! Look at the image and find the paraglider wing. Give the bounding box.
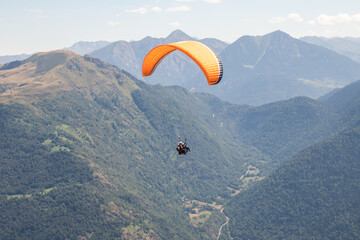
[142,41,223,85]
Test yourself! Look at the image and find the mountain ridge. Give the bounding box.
[90,29,229,87]
[196,30,360,105]
[0,50,138,104]
[301,36,360,63]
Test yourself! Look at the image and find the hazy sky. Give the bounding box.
[1,0,360,55]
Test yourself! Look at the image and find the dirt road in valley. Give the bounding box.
[217,208,230,240]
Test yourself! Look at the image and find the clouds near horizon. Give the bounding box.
[125,5,191,14]
[315,13,360,25]
[270,12,360,26]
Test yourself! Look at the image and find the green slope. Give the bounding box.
[0,89,209,240]
[198,95,341,171]
[223,78,360,240]
[225,125,360,240]
[0,51,266,239]
[0,103,127,239]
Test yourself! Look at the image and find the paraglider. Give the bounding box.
[142,40,223,85]
[176,138,191,155]
[142,40,223,155]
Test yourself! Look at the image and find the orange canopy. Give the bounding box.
[142,41,223,85]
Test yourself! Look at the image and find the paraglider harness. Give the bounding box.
[177,138,191,155]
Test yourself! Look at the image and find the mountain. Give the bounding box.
[196,38,229,56]
[0,53,31,64]
[301,36,360,63]
[193,30,360,105]
[64,40,111,55]
[225,125,360,239]
[319,80,360,132]
[90,29,229,87]
[224,81,360,239]
[0,50,265,239]
[0,41,110,65]
[320,80,360,109]
[212,96,341,168]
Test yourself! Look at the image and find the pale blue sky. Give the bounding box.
[1,0,360,55]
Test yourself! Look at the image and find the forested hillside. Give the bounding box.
[0,51,263,239]
[225,126,360,239]
[1,50,359,239]
[224,80,360,239]
[197,94,342,171]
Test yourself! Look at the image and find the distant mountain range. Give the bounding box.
[0,53,31,64]
[0,41,111,64]
[196,31,360,105]
[2,50,360,238]
[301,36,360,63]
[90,30,228,87]
[90,30,360,105]
[2,30,360,105]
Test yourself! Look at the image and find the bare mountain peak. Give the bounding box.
[0,50,79,72]
[0,50,138,103]
[26,50,78,62]
[166,29,193,41]
[234,30,293,44]
[268,30,290,37]
[229,31,292,51]
[259,30,294,46]
[23,50,80,71]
